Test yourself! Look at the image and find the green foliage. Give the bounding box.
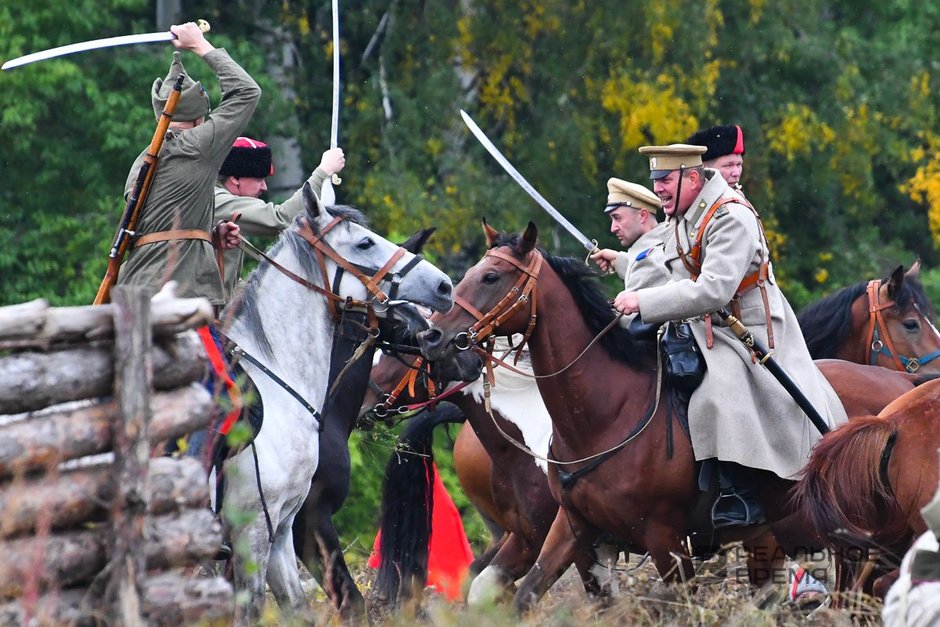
[5,0,940,562]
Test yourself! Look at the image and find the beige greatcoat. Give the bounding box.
[636,170,847,479]
[117,49,261,307]
[214,167,329,302]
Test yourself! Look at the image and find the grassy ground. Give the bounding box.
[254,544,885,626]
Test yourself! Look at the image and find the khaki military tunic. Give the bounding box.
[214,167,329,302]
[117,49,261,306]
[636,169,847,479]
[611,222,670,292]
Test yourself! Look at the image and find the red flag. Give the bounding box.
[369,463,473,600]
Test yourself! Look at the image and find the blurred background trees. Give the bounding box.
[4,0,940,557]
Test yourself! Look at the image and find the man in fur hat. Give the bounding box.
[116,22,261,311]
[686,124,746,190]
[614,143,846,528]
[214,137,346,303]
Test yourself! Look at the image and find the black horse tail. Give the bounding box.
[373,402,466,606]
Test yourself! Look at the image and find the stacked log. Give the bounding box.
[0,288,234,625]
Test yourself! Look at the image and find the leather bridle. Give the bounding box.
[451,248,543,358]
[864,279,940,373]
[240,215,425,329]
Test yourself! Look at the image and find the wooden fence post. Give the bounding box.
[108,287,152,625]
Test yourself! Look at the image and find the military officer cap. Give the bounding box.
[605,178,661,214]
[638,144,707,180]
[686,125,746,162]
[151,51,210,121]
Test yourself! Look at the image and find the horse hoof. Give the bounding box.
[213,542,233,561]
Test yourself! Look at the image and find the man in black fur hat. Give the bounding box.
[686,124,745,190]
[214,137,346,303]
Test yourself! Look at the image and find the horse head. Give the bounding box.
[417,220,541,382]
[799,262,940,373]
[298,183,453,325]
[867,263,940,373]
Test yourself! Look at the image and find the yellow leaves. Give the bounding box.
[748,0,767,24]
[766,104,835,162]
[426,136,444,158]
[814,268,829,284]
[901,131,940,247]
[600,73,698,149]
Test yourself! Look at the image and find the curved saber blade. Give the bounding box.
[3,32,175,70]
[320,0,341,203]
[460,110,597,253]
[330,0,341,151]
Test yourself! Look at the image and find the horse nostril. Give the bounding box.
[417,328,443,352]
[438,280,453,297]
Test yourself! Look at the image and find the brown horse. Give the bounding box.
[798,262,940,374]
[414,221,847,611]
[795,379,940,600]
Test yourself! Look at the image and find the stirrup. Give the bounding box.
[711,490,766,529]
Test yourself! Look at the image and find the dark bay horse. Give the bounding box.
[287,227,438,621]
[363,337,615,607]
[798,263,940,374]
[415,221,820,611]
[795,378,940,599]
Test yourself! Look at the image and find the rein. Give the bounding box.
[370,355,473,420]
[864,279,940,373]
[450,248,620,378]
[444,245,664,468]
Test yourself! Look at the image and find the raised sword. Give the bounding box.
[3,20,210,71]
[319,0,342,205]
[460,109,598,254]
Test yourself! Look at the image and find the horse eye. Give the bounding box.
[357,237,375,250]
[483,272,499,284]
[903,319,920,332]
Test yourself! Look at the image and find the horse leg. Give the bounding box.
[578,542,622,602]
[645,527,695,585]
[265,517,308,616]
[468,532,534,606]
[741,529,787,588]
[232,523,272,626]
[513,507,595,614]
[312,509,366,620]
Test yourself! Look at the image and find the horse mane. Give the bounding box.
[797,283,866,359]
[226,205,369,359]
[798,272,934,359]
[490,233,654,369]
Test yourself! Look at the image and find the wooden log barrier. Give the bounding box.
[0,509,223,600]
[0,329,207,415]
[0,383,211,479]
[0,457,209,539]
[0,572,233,626]
[0,294,213,350]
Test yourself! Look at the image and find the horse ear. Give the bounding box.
[886,265,905,299]
[398,227,437,254]
[907,258,922,279]
[302,182,322,218]
[482,218,499,247]
[520,221,538,253]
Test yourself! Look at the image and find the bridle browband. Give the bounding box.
[226,214,428,424]
[451,248,543,358]
[864,279,940,373]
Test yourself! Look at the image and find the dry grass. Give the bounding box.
[252,544,885,626]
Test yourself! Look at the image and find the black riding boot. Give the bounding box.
[711,462,766,529]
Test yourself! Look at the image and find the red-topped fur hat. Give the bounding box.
[220,137,274,178]
[685,125,745,163]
